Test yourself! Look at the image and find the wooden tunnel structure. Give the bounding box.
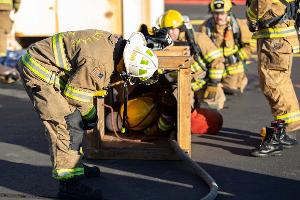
[84,46,192,160]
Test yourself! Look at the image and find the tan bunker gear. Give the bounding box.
[17,30,120,180]
[200,17,256,95]
[246,0,300,134]
[0,0,20,56]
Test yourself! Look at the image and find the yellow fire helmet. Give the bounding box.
[209,0,233,13]
[158,9,184,29]
[120,97,158,131]
[123,32,158,81]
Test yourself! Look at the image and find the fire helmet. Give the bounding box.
[209,0,233,13]
[158,9,184,29]
[123,32,158,81]
[120,97,158,131]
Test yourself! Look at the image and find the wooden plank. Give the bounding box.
[158,56,191,70]
[177,66,191,156]
[154,46,190,57]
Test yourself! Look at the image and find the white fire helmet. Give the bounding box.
[123,32,158,81]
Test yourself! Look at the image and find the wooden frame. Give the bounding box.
[84,46,191,159]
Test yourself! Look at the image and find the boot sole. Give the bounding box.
[250,150,282,157]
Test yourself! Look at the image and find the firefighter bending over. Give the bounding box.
[17,30,158,199]
[158,9,226,110]
[200,0,256,95]
[246,0,299,157]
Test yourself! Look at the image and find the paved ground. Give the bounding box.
[0,3,299,200]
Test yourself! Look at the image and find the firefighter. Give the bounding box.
[17,30,158,199]
[246,0,299,157]
[0,0,20,59]
[158,9,226,110]
[200,0,256,95]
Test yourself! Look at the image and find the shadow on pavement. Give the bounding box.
[0,159,58,199]
[199,162,300,200]
[193,127,260,156]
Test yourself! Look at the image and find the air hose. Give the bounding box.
[169,131,218,200]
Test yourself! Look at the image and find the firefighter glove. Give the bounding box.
[203,83,218,100]
[82,115,98,130]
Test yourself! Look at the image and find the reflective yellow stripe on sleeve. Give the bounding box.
[0,0,12,5]
[52,33,71,71]
[64,84,95,103]
[191,59,206,73]
[21,53,66,90]
[191,79,206,91]
[204,49,223,63]
[275,110,300,124]
[220,45,239,57]
[224,62,244,76]
[208,69,224,80]
[237,48,249,61]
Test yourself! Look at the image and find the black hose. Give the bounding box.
[169,131,218,200]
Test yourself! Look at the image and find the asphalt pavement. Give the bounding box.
[0,3,299,200]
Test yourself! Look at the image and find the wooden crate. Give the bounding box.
[84,46,191,160]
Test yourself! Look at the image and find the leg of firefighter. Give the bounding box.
[0,11,12,58]
[17,65,102,200]
[252,38,298,156]
[222,66,247,95]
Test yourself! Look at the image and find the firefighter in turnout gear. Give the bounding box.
[17,30,158,199]
[246,0,299,157]
[159,9,226,110]
[0,0,20,58]
[200,0,256,95]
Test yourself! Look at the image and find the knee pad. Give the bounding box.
[65,110,84,151]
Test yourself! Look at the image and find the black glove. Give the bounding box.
[82,115,98,130]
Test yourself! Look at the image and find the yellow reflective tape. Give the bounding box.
[275,110,300,124]
[52,167,84,180]
[52,33,70,71]
[64,84,94,103]
[293,46,300,53]
[82,105,96,120]
[253,27,297,39]
[0,0,12,4]
[238,48,249,60]
[191,79,206,91]
[209,69,224,80]
[246,7,257,21]
[204,49,222,63]
[224,62,244,75]
[21,53,66,90]
[220,45,239,57]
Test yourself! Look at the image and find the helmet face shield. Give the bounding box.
[123,32,158,81]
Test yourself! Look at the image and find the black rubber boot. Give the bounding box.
[58,177,102,200]
[83,164,101,178]
[271,120,298,149]
[251,127,283,157]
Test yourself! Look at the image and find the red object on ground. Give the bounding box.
[191,108,223,134]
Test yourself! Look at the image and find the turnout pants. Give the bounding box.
[258,38,300,131]
[17,61,84,171]
[0,10,12,56]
